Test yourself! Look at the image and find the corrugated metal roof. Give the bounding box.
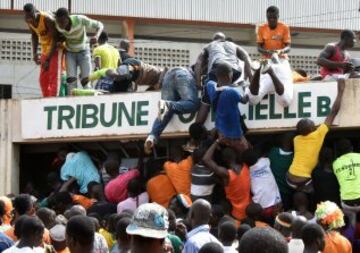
[13,0,68,12]
[5,0,360,30]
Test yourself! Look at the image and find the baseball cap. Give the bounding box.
[50,224,66,242]
[126,203,169,239]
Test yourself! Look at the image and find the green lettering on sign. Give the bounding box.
[75,104,81,128]
[269,94,281,119]
[58,105,74,129]
[137,101,149,126]
[118,102,135,126]
[284,107,296,118]
[255,95,268,120]
[82,104,98,128]
[100,103,117,127]
[179,112,196,123]
[317,96,331,117]
[44,106,57,130]
[298,92,311,118]
[248,105,253,120]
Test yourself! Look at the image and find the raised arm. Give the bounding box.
[203,141,229,185]
[236,46,253,81]
[324,79,345,126]
[30,30,40,65]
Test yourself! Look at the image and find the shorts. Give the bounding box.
[286,173,313,193]
[246,59,293,107]
[218,133,251,153]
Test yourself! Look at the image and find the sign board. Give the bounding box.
[21,82,340,140]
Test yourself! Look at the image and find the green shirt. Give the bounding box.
[269,147,294,196]
[333,153,360,200]
[56,15,103,52]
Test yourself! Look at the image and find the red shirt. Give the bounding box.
[320,44,350,78]
[105,169,140,203]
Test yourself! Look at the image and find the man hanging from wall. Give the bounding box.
[194,32,253,125]
[23,3,63,97]
[317,30,359,81]
[54,7,104,95]
[245,5,294,107]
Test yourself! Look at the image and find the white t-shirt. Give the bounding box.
[117,192,149,214]
[3,246,45,253]
[249,157,282,208]
[223,245,238,253]
[288,238,305,253]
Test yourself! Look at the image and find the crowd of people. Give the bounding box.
[3,2,359,253]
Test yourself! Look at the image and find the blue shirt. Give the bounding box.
[61,151,101,193]
[206,81,243,138]
[0,232,14,252]
[183,225,222,253]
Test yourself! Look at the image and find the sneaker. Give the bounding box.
[144,135,155,154]
[158,100,169,121]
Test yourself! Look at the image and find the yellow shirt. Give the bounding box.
[93,43,120,69]
[99,228,115,249]
[28,12,54,56]
[289,124,329,178]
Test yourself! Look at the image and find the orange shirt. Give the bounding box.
[27,12,54,56]
[5,226,51,245]
[225,166,251,220]
[72,194,95,209]
[164,156,193,196]
[147,174,177,208]
[257,22,291,56]
[323,231,352,253]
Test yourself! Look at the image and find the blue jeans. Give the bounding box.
[150,68,200,140]
[66,49,92,93]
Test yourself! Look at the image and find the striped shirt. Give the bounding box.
[191,164,216,200]
[56,15,103,52]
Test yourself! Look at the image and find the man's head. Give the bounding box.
[116,217,132,247]
[36,207,56,229]
[210,204,225,227]
[127,203,169,253]
[50,224,67,252]
[245,203,263,220]
[221,147,237,168]
[23,3,37,24]
[66,216,95,253]
[104,159,120,178]
[212,32,226,42]
[98,31,109,45]
[279,132,295,151]
[49,191,73,215]
[239,227,288,253]
[215,62,233,86]
[189,123,208,142]
[20,216,45,248]
[189,199,212,228]
[218,221,237,246]
[266,6,280,29]
[296,118,316,136]
[127,178,143,198]
[13,194,34,221]
[119,39,130,52]
[336,138,353,157]
[241,148,259,168]
[65,205,86,220]
[55,7,71,30]
[291,216,308,239]
[237,224,251,242]
[315,201,345,231]
[274,212,294,238]
[192,148,207,165]
[14,215,29,239]
[340,29,356,49]
[199,242,224,253]
[301,223,325,252]
[87,182,104,200]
